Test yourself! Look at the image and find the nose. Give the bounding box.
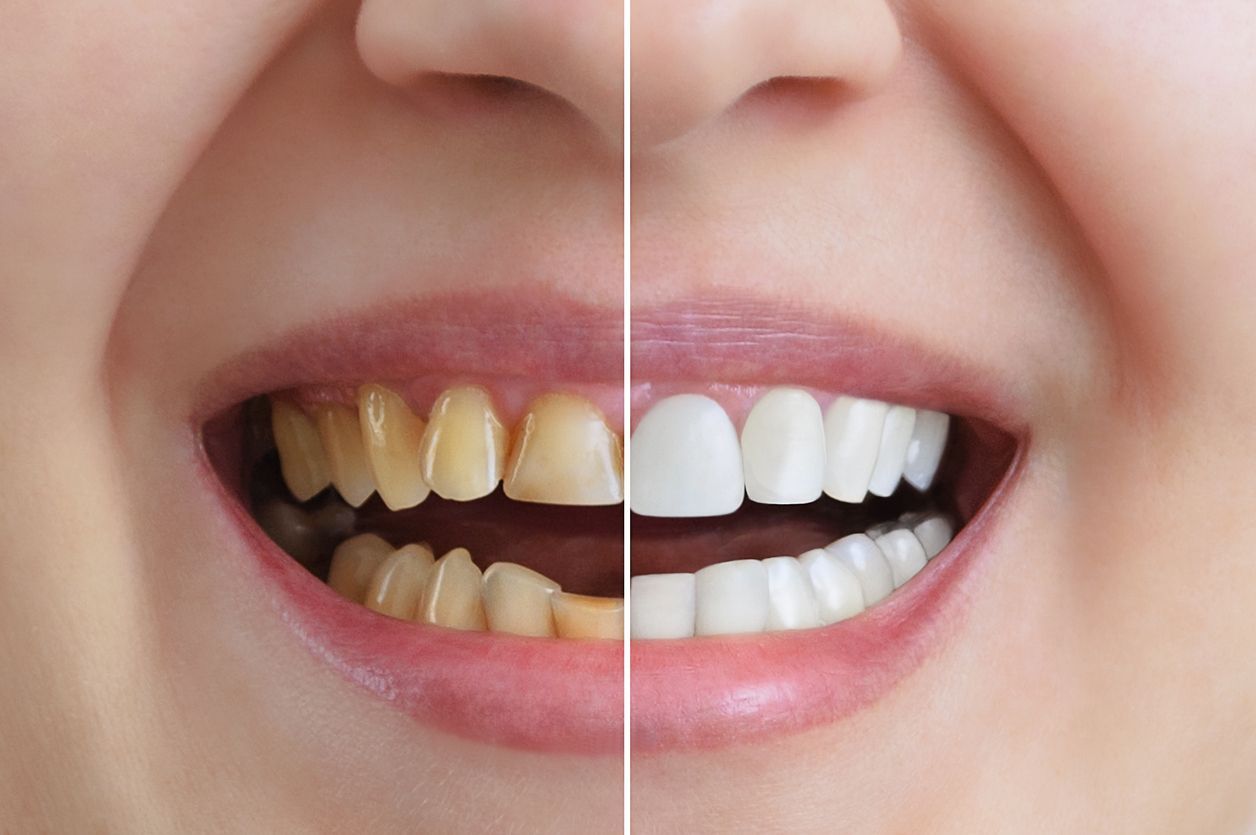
[631,0,902,148]
[356,0,624,141]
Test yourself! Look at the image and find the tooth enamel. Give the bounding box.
[551,592,624,639]
[824,533,895,606]
[630,395,744,518]
[417,548,488,631]
[503,393,623,506]
[867,405,917,497]
[419,386,507,501]
[740,388,826,505]
[314,403,377,508]
[271,400,332,502]
[693,559,770,636]
[629,573,696,639]
[482,562,561,637]
[874,529,928,588]
[798,548,866,624]
[913,515,954,559]
[763,556,823,631]
[902,410,950,491]
[823,397,889,504]
[864,519,901,540]
[328,533,395,603]
[256,500,321,563]
[363,543,435,619]
[358,384,431,511]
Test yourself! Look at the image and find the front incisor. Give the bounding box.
[551,592,624,639]
[482,563,560,637]
[271,399,332,502]
[358,384,431,510]
[418,548,487,631]
[315,403,377,507]
[363,543,435,620]
[327,533,395,603]
[419,387,507,501]
[503,393,624,506]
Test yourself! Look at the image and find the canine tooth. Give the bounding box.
[763,556,823,631]
[903,410,950,491]
[630,395,743,518]
[358,384,431,511]
[694,560,770,636]
[328,533,394,603]
[867,405,916,497]
[798,548,866,624]
[823,397,889,503]
[271,400,331,501]
[913,515,954,559]
[551,592,624,639]
[740,388,826,505]
[482,562,560,637]
[825,533,894,605]
[418,548,487,631]
[364,544,435,619]
[315,403,376,507]
[875,529,928,588]
[419,387,507,501]
[504,393,623,506]
[629,573,696,639]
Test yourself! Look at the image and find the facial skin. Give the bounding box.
[632,1,1256,833]
[0,1,621,831]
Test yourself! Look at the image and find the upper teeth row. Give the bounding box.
[630,390,950,518]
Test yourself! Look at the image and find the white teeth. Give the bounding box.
[630,395,744,518]
[740,388,826,505]
[912,515,954,559]
[902,410,950,491]
[763,556,823,631]
[867,405,916,497]
[823,397,890,504]
[797,548,865,624]
[629,573,696,639]
[875,529,928,588]
[693,559,769,636]
[824,533,895,605]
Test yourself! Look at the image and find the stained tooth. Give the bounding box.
[823,397,889,504]
[763,556,823,631]
[902,410,950,491]
[419,386,507,501]
[867,405,917,497]
[417,548,488,631]
[694,560,770,636]
[629,573,696,639]
[503,393,623,506]
[328,533,394,603]
[256,500,320,563]
[913,515,954,559]
[363,544,435,619]
[630,395,744,518]
[358,384,431,511]
[271,399,331,501]
[798,548,866,624]
[740,388,826,505]
[824,533,895,606]
[551,592,624,639]
[315,403,377,507]
[875,529,928,588]
[482,562,560,637]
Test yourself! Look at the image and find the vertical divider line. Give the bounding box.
[622,0,632,828]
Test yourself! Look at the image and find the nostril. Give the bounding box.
[728,76,857,131]
[398,72,581,122]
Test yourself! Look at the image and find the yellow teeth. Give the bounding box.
[419,386,508,501]
[327,533,394,603]
[504,393,624,506]
[482,563,561,637]
[551,592,624,639]
[363,543,435,619]
[418,548,488,631]
[315,403,377,508]
[271,400,332,502]
[358,384,431,510]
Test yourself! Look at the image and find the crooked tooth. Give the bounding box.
[913,515,954,559]
[551,592,624,639]
[358,384,431,511]
[363,543,435,619]
[823,397,889,504]
[902,410,950,491]
[315,403,377,507]
[763,556,823,631]
[503,393,623,506]
[694,560,769,636]
[482,562,560,637]
[740,388,826,505]
[867,405,916,497]
[798,548,866,624]
[629,573,696,639]
[328,533,394,603]
[419,386,507,501]
[271,400,332,502]
[824,533,894,606]
[417,548,487,631]
[630,395,743,518]
[875,529,928,588]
